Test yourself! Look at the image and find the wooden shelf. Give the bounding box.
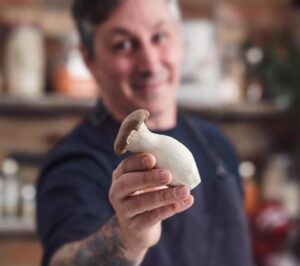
[0,6,74,37]
[0,95,291,122]
[0,218,35,236]
[0,95,96,118]
[179,102,291,122]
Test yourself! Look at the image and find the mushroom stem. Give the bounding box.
[126,123,158,152]
[114,109,201,190]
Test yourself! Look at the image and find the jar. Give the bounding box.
[2,158,20,218]
[50,31,98,98]
[4,23,45,98]
[20,184,36,222]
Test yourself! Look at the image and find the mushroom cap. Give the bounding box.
[114,109,150,155]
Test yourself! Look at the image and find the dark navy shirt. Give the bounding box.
[37,102,252,266]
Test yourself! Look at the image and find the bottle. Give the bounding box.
[239,161,260,217]
[20,184,36,223]
[0,175,4,219]
[52,31,98,98]
[2,158,20,219]
[262,154,291,203]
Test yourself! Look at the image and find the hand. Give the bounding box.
[109,152,194,259]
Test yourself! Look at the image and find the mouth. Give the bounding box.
[131,73,169,91]
[133,81,165,91]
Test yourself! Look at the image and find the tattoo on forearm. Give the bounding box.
[51,216,136,266]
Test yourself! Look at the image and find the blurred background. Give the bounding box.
[0,0,299,265]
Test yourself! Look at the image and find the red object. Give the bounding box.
[251,201,293,264]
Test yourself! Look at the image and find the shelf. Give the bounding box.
[0,6,74,37]
[0,95,96,118]
[179,102,291,122]
[0,218,36,237]
[0,95,291,122]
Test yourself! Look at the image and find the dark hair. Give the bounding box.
[72,0,125,56]
[72,0,181,56]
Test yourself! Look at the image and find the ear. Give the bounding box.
[79,44,98,78]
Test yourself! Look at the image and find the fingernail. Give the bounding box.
[158,170,170,184]
[143,156,153,167]
[175,186,190,199]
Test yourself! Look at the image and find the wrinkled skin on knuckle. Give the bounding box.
[157,189,170,203]
[141,171,150,185]
[132,195,144,212]
[169,203,178,213]
[159,205,176,222]
[149,208,162,222]
[171,202,185,215]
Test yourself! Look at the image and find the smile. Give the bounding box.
[132,73,169,91]
[132,80,167,91]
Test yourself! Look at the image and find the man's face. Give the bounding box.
[87,0,183,121]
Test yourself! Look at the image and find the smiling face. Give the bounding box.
[85,0,183,129]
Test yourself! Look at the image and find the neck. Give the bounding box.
[145,108,177,131]
[101,99,177,131]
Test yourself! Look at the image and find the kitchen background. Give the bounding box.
[0,0,299,265]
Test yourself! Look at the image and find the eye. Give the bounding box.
[111,39,138,54]
[152,31,168,45]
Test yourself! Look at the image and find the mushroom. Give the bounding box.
[114,109,201,190]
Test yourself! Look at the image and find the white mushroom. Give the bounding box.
[114,109,201,190]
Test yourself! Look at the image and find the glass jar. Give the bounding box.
[4,23,45,98]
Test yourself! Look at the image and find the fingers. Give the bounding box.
[113,153,156,181]
[129,195,194,231]
[122,186,190,218]
[110,152,195,239]
[113,169,172,199]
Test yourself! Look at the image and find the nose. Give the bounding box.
[136,42,161,77]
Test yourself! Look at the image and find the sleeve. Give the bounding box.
[36,152,114,266]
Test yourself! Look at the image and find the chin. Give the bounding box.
[139,91,176,110]
[140,100,175,116]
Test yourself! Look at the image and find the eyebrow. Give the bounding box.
[109,28,130,36]
[108,20,166,37]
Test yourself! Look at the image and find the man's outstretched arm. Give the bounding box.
[50,215,140,266]
[50,153,193,266]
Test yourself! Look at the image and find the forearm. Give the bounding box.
[50,215,147,266]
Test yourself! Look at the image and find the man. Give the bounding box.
[37,0,252,265]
